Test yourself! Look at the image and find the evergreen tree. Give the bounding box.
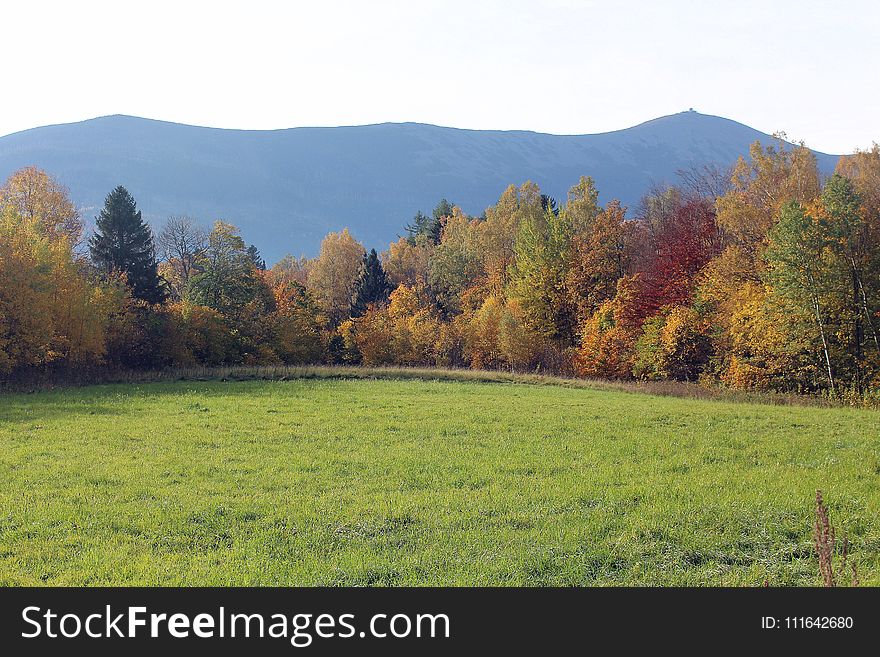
[540,194,559,216]
[429,198,454,243]
[247,244,266,270]
[351,248,391,317]
[90,186,165,303]
[432,198,454,220]
[405,210,432,242]
[405,198,454,245]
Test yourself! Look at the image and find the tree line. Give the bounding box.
[2,136,879,397]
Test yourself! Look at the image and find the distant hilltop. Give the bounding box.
[0,111,839,261]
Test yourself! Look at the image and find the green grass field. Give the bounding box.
[1,376,878,586]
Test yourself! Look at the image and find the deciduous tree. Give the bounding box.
[0,166,83,243]
[307,228,365,326]
[157,215,207,301]
[429,207,483,314]
[384,236,433,289]
[568,199,633,321]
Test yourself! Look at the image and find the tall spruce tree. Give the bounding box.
[351,249,391,317]
[90,186,165,303]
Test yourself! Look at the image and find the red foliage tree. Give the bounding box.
[628,196,721,327]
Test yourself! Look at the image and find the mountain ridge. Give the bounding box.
[0,111,840,261]
[0,109,808,139]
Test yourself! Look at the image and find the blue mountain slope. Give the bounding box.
[0,111,839,261]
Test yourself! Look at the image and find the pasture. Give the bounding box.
[1,376,878,585]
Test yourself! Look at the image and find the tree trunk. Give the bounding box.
[854,263,880,353]
[852,263,863,391]
[808,272,835,393]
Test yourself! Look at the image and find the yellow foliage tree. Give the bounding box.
[307,228,365,325]
[575,277,639,379]
[699,249,806,388]
[0,206,114,374]
[715,137,820,258]
[384,235,433,288]
[0,166,83,244]
[352,284,441,366]
[478,182,543,295]
[632,305,711,381]
[461,295,542,371]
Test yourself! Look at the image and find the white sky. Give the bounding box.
[2,0,878,153]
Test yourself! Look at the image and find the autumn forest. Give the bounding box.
[2,137,880,401]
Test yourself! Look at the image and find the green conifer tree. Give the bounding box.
[89,186,165,303]
[351,249,391,317]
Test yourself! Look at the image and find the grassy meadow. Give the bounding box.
[1,375,878,586]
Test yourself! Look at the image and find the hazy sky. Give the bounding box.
[2,0,878,153]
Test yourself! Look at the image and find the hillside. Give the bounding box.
[0,111,839,261]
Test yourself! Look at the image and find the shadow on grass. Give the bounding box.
[4,364,875,410]
[0,395,132,425]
